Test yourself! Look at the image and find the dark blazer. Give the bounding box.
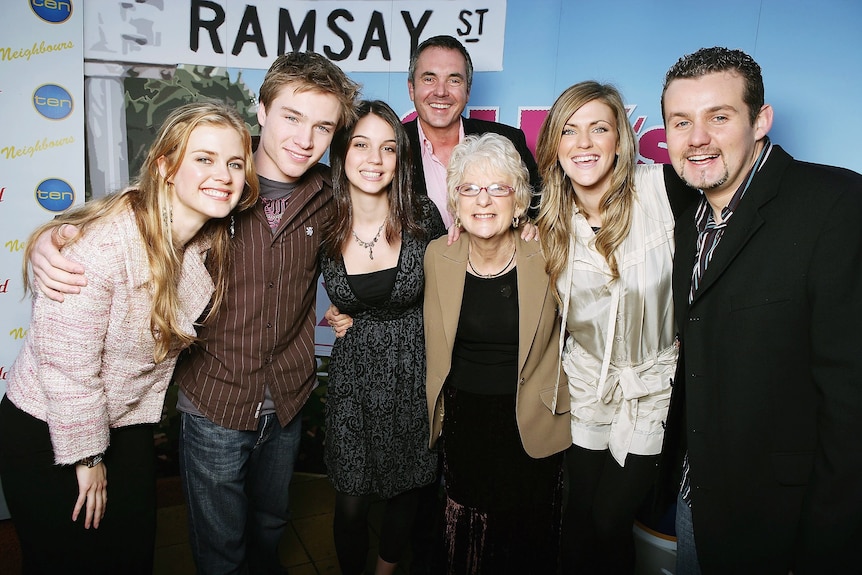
[423,233,571,458]
[665,145,862,574]
[403,117,541,213]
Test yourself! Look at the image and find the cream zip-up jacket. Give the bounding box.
[559,164,678,466]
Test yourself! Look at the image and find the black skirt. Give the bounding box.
[440,384,563,574]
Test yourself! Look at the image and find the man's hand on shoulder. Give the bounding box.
[31,223,86,302]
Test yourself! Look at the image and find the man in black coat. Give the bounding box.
[403,35,540,226]
[661,46,862,574]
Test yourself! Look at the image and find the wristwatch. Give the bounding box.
[76,453,104,467]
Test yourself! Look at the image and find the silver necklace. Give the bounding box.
[352,222,385,260]
[468,244,516,278]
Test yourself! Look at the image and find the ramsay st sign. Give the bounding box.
[83,0,507,72]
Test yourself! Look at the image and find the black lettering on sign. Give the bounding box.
[187,4,445,64]
[458,9,489,43]
[278,9,316,53]
[190,0,225,54]
[325,9,353,61]
[359,11,389,61]
[232,5,267,57]
[402,10,432,57]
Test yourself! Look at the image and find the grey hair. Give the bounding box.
[446,133,532,225]
[407,35,474,92]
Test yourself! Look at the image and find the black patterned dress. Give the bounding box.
[320,197,445,497]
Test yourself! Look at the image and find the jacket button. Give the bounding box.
[519,378,526,386]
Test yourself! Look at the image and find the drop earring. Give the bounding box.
[163,180,174,226]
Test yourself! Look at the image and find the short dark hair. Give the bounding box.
[407,35,473,92]
[661,46,764,125]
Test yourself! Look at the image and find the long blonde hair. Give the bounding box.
[535,82,637,303]
[24,101,259,362]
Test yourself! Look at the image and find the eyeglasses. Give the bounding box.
[455,183,515,197]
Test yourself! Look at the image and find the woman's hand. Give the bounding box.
[447,222,462,245]
[520,221,539,242]
[72,461,107,529]
[325,304,353,338]
[31,224,87,302]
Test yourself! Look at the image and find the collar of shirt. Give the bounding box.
[416,118,465,229]
[694,138,773,234]
[259,174,299,230]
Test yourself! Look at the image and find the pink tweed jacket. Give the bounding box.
[6,206,213,464]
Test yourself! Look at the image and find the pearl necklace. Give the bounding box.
[468,244,516,278]
[352,221,386,260]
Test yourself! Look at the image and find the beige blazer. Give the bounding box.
[423,233,571,458]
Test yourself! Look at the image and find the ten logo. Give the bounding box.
[33,84,73,120]
[30,0,73,24]
[35,178,75,212]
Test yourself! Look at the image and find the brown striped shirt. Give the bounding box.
[173,164,333,431]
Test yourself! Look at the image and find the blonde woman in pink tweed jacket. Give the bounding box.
[0,102,259,575]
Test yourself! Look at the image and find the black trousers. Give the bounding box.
[0,395,156,575]
[560,444,660,575]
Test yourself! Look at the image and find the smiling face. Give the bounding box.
[557,99,620,198]
[255,84,342,182]
[163,124,246,240]
[408,46,470,132]
[663,71,772,203]
[456,164,521,241]
[344,113,397,198]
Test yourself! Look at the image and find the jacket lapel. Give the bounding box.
[673,204,698,328]
[516,238,549,373]
[272,166,329,237]
[689,147,789,304]
[435,238,468,353]
[405,119,429,198]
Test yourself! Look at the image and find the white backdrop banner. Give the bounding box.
[83,0,507,72]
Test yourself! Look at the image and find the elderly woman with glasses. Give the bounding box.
[423,132,571,574]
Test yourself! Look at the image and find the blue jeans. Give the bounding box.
[675,493,702,575]
[179,412,301,575]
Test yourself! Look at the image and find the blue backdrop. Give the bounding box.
[236,0,862,174]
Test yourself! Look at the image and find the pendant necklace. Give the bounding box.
[352,221,386,260]
[468,243,516,278]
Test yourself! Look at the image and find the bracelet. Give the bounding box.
[76,453,104,468]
